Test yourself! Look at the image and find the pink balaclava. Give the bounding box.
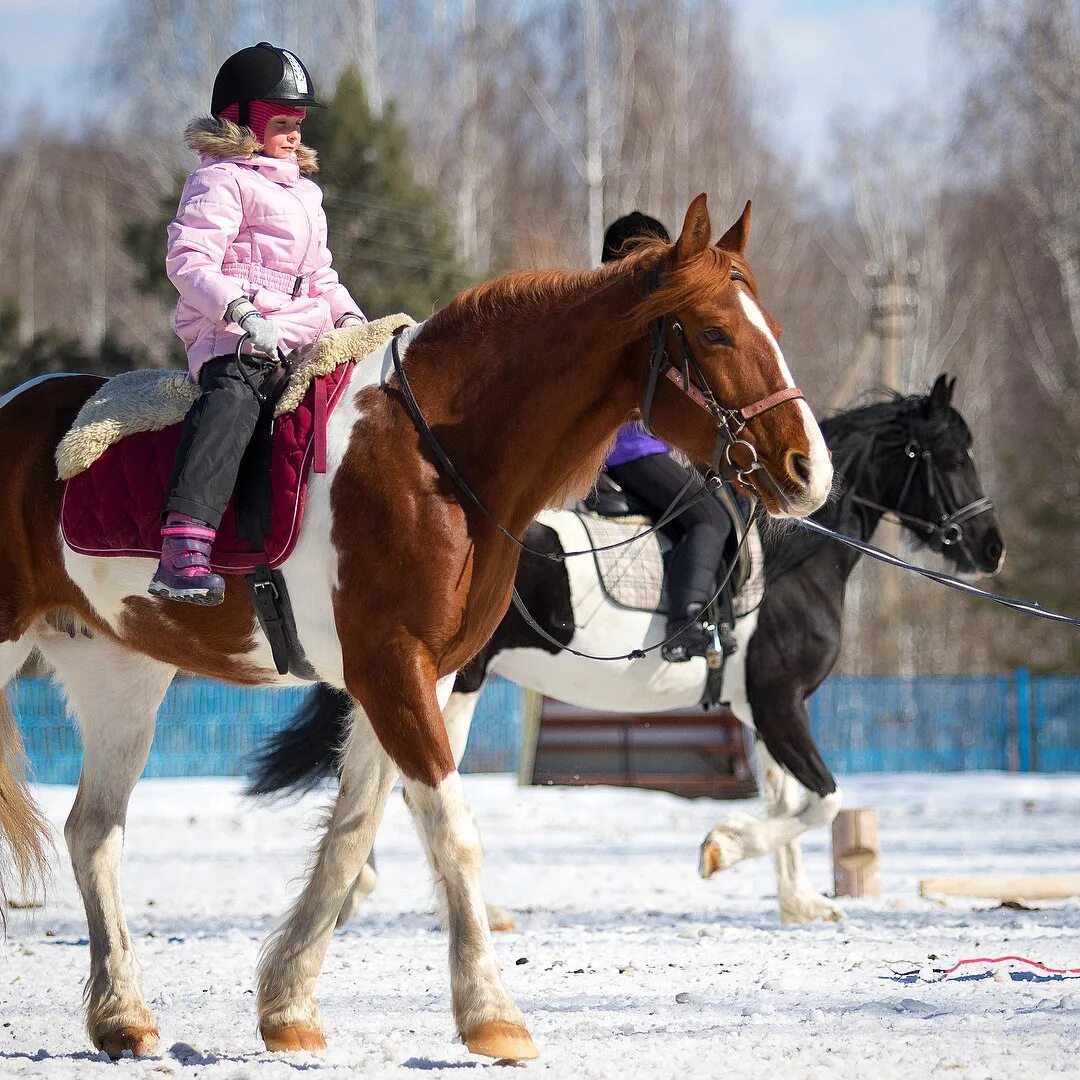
[218,100,306,146]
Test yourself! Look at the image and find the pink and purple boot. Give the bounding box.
[148,513,226,605]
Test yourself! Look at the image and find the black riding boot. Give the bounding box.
[662,523,727,663]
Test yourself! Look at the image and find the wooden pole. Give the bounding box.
[832,807,881,898]
[919,876,1080,902]
[879,263,904,674]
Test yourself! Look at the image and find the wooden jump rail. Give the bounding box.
[523,701,757,799]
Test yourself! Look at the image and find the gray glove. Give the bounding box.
[225,298,280,357]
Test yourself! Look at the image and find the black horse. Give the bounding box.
[250,375,1004,925]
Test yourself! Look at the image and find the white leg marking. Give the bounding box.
[37,630,176,1050]
[443,690,481,766]
[258,706,398,1035]
[337,689,488,931]
[403,771,525,1036]
[700,740,842,923]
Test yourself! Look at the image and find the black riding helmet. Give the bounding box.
[211,42,324,126]
[601,212,670,263]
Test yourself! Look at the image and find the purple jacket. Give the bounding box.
[167,118,364,376]
[605,422,670,467]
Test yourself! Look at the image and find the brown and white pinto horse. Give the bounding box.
[0,195,830,1061]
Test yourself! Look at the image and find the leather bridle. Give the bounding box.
[639,264,805,491]
[849,436,995,563]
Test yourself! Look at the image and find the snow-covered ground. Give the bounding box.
[2,773,1079,1079]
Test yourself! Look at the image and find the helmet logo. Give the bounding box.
[281,50,309,94]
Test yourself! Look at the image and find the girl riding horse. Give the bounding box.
[151,42,365,605]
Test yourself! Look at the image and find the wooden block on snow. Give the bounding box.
[919,875,1080,902]
[832,807,881,898]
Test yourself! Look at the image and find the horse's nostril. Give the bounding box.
[788,453,813,489]
[985,538,1003,564]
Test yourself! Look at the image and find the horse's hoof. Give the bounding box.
[463,1020,539,1060]
[260,1023,327,1052]
[698,827,744,878]
[699,838,723,878]
[780,894,845,925]
[95,1025,159,1059]
[486,903,518,932]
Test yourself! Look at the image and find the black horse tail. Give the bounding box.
[246,684,352,798]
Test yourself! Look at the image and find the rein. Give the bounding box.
[384,258,812,663]
[390,332,715,561]
[791,429,1080,629]
[388,289,778,661]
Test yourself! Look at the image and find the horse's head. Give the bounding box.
[890,375,1005,576]
[631,194,831,518]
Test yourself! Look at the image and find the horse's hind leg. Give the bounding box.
[257,704,399,1051]
[37,628,175,1058]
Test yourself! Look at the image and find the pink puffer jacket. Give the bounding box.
[167,118,364,377]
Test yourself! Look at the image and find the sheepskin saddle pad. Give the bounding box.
[58,314,414,574]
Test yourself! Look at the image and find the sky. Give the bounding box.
[4,0,941,185]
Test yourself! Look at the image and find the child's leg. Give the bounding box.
[150,354,272,604]
[164,355,272,528]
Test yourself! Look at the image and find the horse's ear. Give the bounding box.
[716,200,752,256]
[674,193,711,264]
[929,374,952,413]
[947,375,957,401]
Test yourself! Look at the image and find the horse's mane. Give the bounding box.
[822,389,956,462]
[421,239,760,340]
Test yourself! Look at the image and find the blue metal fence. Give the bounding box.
[807,674,1014,773]
[13,676,525,785]
[10,669,1080,784]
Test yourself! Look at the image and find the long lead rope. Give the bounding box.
[792,516,1080,628]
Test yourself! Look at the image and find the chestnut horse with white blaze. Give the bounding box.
[0,196,830,1061]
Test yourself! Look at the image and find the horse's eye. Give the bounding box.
[702,327,733,348]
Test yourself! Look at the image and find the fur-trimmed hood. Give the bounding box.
[184,116,319,174]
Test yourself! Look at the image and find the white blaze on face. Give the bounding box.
[737,289,832,510]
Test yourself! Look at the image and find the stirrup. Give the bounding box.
[661,608,709,664]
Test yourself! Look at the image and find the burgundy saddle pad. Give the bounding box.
[61,362,355,575]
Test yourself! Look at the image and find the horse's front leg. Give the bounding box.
[37,631,176,1057]
[365,655,534,1060]
[335,686,515,933]
[335,687,481,929]
[699,735,842,924]
[755,743,844,924]
[257,705,398,1050]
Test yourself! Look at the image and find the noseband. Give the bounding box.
[851,436,995,558]
[639,264,805,488]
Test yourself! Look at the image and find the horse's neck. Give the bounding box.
[415,276,643,534]
[818,438,895,583]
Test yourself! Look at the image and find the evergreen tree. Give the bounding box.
[124,67,469,323]
[307,68,470,317]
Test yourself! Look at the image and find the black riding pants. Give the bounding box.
[164,353,280,529]
[607,452,732,620]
